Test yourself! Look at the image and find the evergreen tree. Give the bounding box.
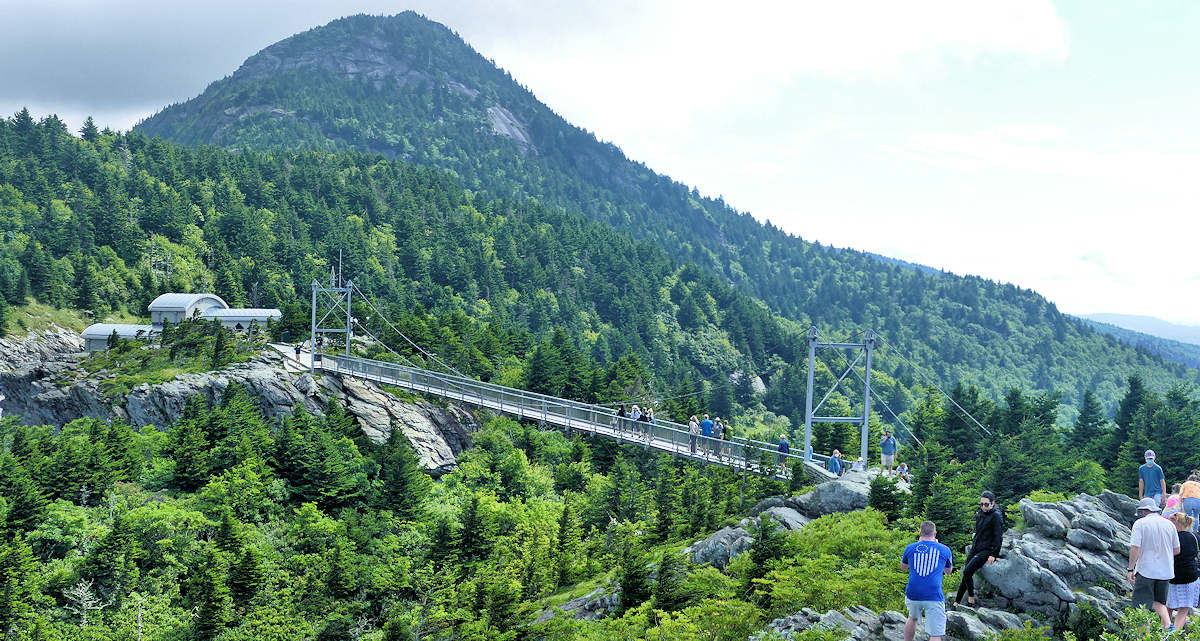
[868,473,904,522]
[611,522,650,614]
[191,546,232,641]
[652,550,688,612]
[228,546,266,608]
[79,116,99,143]
[922,472,976,554]
[552,495,582,589]
[0,536,37,636]
[742,516,786,601]
[377,429,431,521]
[0,456,46,535]
[1069,389,1108,459]
[78,512,140,606]
[166,400,212,492]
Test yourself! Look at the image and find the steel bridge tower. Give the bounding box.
[803,328,876,464]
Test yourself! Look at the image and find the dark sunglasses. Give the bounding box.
[980,502,992,507]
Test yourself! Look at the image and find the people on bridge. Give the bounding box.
[613,404,626,433]
[952,490,1004,609]
[688,415,700,454]
[902,520,953,641]
[712,417,724,460]
[777,434,791,475]
[1141,450,1168,508]
[642,407,654,441]
[700,414,714,456]
[720,421,732,461]
[880,429,898,476]
[1129,496,1180,630]
[1167,512,1199,630]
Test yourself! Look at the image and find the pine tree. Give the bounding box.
[922,472,976,554]
[653,550,688,612]
[166,405,212,492]
[743,516,786,601]
[0,536,37,636]
[0,456,46,535]
[611,522,650,614]
[79,512,140,606]
[191,546,232,641]
[651,464,681,542]
[552,496,582,589]
[868,473,904,522]
[209,326,230,369]
[79,116,100,143]
[377,429,431,521]
[228,546,266,608]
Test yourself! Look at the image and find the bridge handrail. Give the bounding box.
[324,353,826,468]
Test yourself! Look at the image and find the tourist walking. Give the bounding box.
[902,520,953,641]
[953,491,1004,608]
[643,407,654,441]
[880,430,898,475]
[713,418,725,460]
[1140,450,1167,508]
[1129,496,1180,630]
[1167,512,1200,631]
[688,415,700,454]
[1181,473,1200,532]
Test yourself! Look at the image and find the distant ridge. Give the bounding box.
[1079,318,1200,369]
[1081,313,1200,346]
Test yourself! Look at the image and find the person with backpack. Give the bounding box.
[1168,512,1200,631]
[952,491,1004,608]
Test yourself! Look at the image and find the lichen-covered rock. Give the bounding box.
[753,605,1028,641]
[533,585,619,623]
[789,477,870,518]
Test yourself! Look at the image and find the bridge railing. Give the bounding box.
[325,354,827,474]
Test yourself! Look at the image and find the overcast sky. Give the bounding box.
[3,1,1199,324]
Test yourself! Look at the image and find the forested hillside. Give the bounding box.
[1082,319,1200,369]
[133,12,1197,417]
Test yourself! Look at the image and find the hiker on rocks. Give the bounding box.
[688,415,701,454]
[953,491,1004,608]
[902,520,953,641]
[851,457,866,473]
[777,434,790,475]
[1167,512,1199,630]
[880,429,898,475]
[700,414,714,456]
[827,449,844,476]
[1181,473,1200,532]
[294,343,302,360]
[1140,449,1167,508]
[1129,496,1180,630]
[896,462,911,483]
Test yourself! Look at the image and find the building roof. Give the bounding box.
[148,293,228,312]
[81,323,159,340]
[200,308,282,320]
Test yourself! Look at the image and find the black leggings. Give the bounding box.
[955,551,991,603]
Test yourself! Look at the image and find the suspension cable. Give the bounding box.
[874,334,992,436]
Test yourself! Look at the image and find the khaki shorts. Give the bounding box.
[881,453,895,466]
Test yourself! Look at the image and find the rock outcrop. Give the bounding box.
[976,490,1138,620]
[533,585,620,624]
[686,474,879,568]
[0,330,478,475]
[756,604,1028,641]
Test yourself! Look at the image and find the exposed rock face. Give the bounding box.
[755,604,1029,641]
[533,585,620,624]
[976,491,1138,620]
[686,476,876,568]
[0,331,478,475]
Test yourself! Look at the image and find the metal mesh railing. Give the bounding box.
[324,354,828,478]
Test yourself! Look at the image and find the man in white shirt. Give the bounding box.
[1129,496,1181,629]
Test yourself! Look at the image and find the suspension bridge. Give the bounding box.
[280,274,987,480]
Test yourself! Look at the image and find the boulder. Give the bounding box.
[533,585,619,623]
[754,605,1027,641]
[977,492,1136,618]
[789,477,870,518]
[685,524,755,569]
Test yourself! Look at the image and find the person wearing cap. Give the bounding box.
[1140,450,1168,508]
[1129,496,1180,629]
[880,429,898,475]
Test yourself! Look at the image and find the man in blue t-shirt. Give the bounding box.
[699,414,714,456]
[1140,449,1167,508]
[880,430,898,476]
[902,521,953,641]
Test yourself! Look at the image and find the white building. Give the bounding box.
[81,323,158,352]
[200,307,282,330]
[148,293,229,325]
[81,292,281,352]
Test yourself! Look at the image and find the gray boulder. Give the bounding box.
[533,585,620,623]
[685,524,755,569]
[977,493,1134,620]
[788,477,870,518]
[754,605,1027,641]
